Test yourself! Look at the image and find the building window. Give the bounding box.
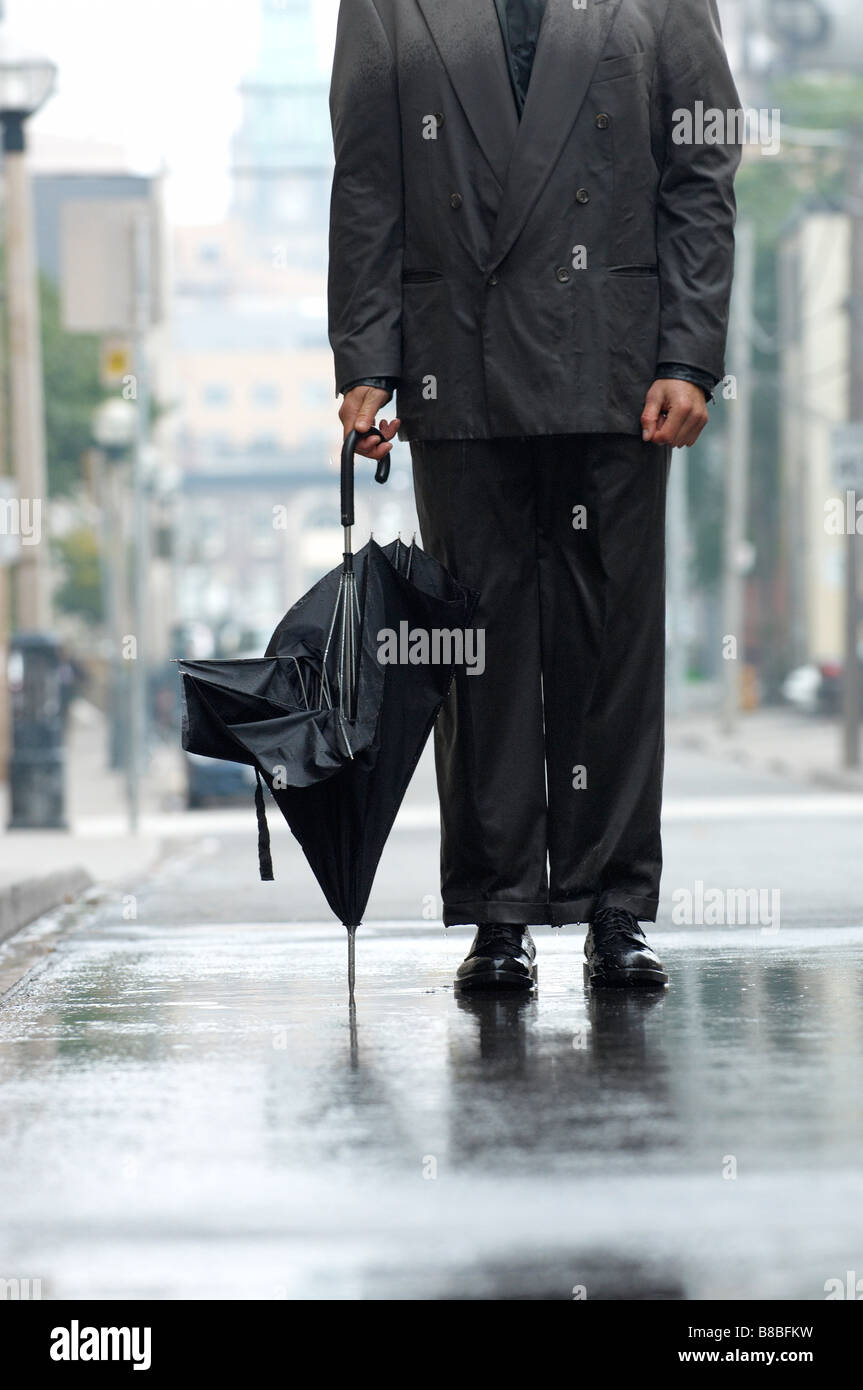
[202,383,231,407]
[302,380,332,409]
[249,434,281,454]
[251,382,281,408]
[193,504,227,561]
[250,510,277,558]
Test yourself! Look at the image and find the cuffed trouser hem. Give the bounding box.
[442,900,552,927]
[442,892,659,928]
[548,891,659,926]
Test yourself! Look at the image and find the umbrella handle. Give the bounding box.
[341,427,390,528]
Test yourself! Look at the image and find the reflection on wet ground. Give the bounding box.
[1,886,862,1298]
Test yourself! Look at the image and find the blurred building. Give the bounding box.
[171,0,415,654]
[720,0,863,79]
[30,135,176,670]
[230,0,332,269]
[720,0,863,680]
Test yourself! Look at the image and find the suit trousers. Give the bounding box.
[410,433,671,928]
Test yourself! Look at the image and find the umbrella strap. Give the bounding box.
[254,768,275,881]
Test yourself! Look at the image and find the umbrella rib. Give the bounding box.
[337,710,354,759]
[289,655,311,711]
[346,572,360,717]
[320,581,343,710]
[338,577,348,719]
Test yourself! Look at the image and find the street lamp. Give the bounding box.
[92,398,136,457]
[0,55,57,631]
[0,59,56,146]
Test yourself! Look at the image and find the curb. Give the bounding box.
[0,867,93,947]
[673,731,863,793]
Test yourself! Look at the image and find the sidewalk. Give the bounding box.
[0,700,185,944]
[667,702,863,792]
[0,697,859,949]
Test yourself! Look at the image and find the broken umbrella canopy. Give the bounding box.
[178,428,478,995]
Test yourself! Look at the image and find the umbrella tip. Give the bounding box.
[347,925,357,1001]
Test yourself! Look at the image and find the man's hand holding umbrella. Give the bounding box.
[339,385,400,460]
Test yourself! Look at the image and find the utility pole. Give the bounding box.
[0,0,7,779]
[0,261,9,786]
[3,110,48,628]
[60,193,159,830]
[720,219,755,735]
[842,129,863,767]
[667,447,689,718]
[127,212,152,833]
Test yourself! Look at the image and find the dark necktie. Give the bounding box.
[495,0,548,117]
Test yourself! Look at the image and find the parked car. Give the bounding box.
[781,661,843,716]
[185,749,256,808]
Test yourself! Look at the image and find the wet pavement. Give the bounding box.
[1,744,862,1300]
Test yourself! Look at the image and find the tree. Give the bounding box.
[52,526,103,627]
[40,275,103,497]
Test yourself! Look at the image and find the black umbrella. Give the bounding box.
[178,428,478,995]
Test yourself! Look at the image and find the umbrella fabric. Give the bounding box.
[178,536,478,928]
[179,545,390,785]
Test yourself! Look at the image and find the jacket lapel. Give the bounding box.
[489,0,624,267]
[416,0,518,192]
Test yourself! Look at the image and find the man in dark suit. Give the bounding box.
[328,0,741,991]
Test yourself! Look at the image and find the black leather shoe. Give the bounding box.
[583,907,668,989]
[454,924,537,992]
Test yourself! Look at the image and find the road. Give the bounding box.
[0,739,862,1299]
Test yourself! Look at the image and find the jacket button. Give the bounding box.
[575,188,590,204]
[487,273,499,286]
[595,113,610,129]
[434,111,445,128]
[555,266,570,283]
[449,192,462,209]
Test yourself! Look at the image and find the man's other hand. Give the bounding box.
[339,385,401,459]
[641,379,709,449]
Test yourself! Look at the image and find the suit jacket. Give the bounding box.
[328,0,742,441]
